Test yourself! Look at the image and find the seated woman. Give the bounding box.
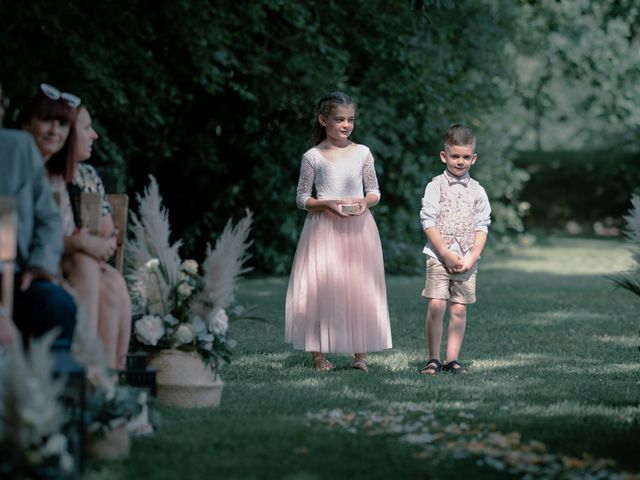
[19,86,131,368]
[67,105,131,369]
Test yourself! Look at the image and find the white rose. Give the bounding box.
[191,315,207,335]
[163,314,179,326]
[104,383,116,401]
[42,433,67,457]
[202,341,213,351]
[60,452,74,472]
[134,315,165,346]
[207,308,228,336]
[174,323,194,345]
[181,259,199,275]
[177,282,194,298]
[145,258,160,272]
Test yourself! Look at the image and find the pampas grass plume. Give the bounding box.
[194,210,253,313]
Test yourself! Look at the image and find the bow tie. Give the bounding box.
[444,171,470,186]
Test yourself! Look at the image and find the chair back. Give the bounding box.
[0,196,17,319]
[106,194,129,273]
[79,192,101,235]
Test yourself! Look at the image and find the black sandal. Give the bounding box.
[443,360,465,374]
[419,358,442,376]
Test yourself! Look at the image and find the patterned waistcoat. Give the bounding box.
[435,173,480,255]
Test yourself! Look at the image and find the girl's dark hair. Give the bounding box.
[19,91,78,181]
[313,91,356,145]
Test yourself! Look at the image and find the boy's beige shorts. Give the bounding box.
[421,256,477,304]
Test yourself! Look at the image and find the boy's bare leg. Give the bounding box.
[445,302,467,363]
[426,298,447,360]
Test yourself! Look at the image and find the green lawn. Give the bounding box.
[88,237,639,480]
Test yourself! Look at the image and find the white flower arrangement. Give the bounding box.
[612,194,640,297]
[0,331,75,479]
[71,314,148,437]
[126,176,253,371]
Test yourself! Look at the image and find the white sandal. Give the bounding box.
[313,357,335,371]
[348,358,369,372]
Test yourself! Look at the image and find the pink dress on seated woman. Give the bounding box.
[285,144,392,353]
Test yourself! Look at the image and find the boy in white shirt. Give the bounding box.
[418,124,491,375]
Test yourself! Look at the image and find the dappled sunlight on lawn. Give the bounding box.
[484,238,634,275]
[136,239,639,480]
[282,377,330,388]
[305,404,640,479]
[370,352,413,372]
[472,353,545,369]
[545,362,640,376]
[593,334,640,348]
[514,401,640,419]
[232,352,292,369]
[528,309,607,325]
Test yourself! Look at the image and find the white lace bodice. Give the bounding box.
[295,144,381,210]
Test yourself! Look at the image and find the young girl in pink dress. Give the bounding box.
[285,92,392,372]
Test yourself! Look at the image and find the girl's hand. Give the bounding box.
[350,198,369,216]
[326,200,349,217]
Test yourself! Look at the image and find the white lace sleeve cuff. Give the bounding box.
[295,155,315,210]
[363,152,381,199]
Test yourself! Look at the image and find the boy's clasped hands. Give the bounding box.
[442,250,473,275]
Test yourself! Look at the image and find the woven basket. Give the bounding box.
[87,424,130,461]
[148,349,224,408]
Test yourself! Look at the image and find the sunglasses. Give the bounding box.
[40,83,81,108]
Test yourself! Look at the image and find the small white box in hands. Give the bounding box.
[341,203,360,215]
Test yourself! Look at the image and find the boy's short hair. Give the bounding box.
[444,124,476,149]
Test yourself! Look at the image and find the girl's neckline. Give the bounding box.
[313,143,359,163]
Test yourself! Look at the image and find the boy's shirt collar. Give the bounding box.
[443,169,471,186]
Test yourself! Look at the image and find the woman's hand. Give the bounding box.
[0,315,18,351]
[74,228,117,261]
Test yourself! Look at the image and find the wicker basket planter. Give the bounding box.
[87,424,130,461]
[148,349,224,408]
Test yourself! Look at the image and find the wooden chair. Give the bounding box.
[52,190,62,207]
[79,192,101,235]
[0,197,17,320]
[105,194,128,273]
[77,193,128,273]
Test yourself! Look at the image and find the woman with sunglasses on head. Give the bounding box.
[1,83,77,349]
[20,84,130,369]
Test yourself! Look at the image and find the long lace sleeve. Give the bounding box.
[295,154,315,210]
[362,152,381,199]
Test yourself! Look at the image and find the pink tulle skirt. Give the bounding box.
[285,209,392,353]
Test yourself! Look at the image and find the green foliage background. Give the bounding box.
[2,1,638,273]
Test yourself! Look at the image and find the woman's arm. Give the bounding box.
[64,229,116,262]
